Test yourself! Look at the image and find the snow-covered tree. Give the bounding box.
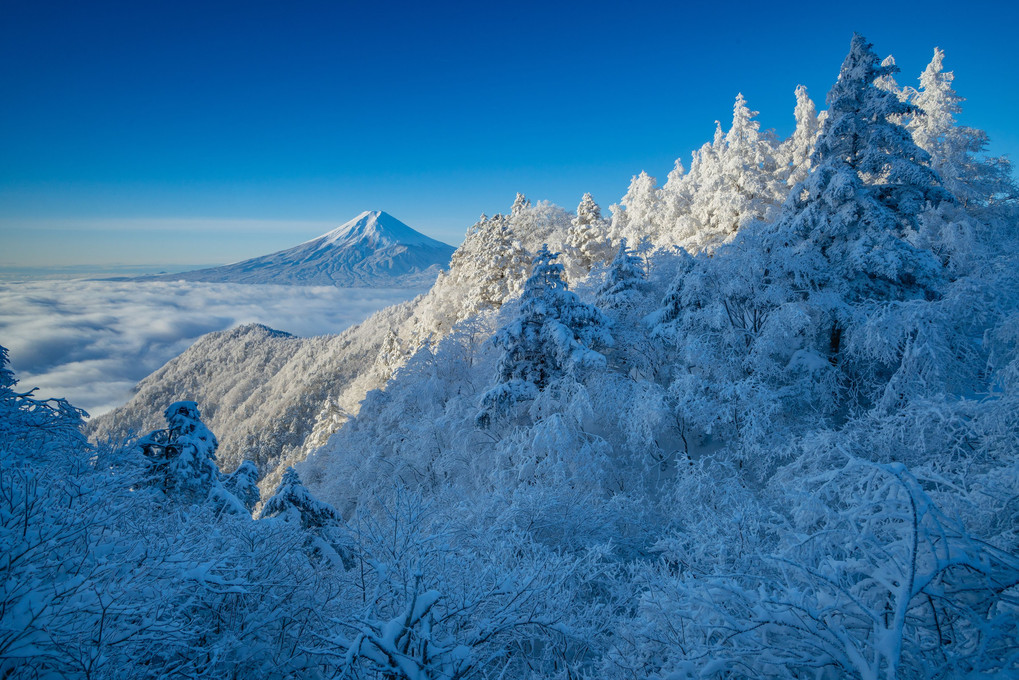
[682,95,784,248]
[445,213,531,314]
[511,191,531,215]
[659,159,694,243]
[611,171,660,245]
[0,346,14,390]
[478,245,612,424]
[597,237,646,308]
[564,192,613,278]
[778,84,820,187]
[139,400,220,500]
[260,466,341,530]
[0,345,88,462]
[909,47,1016,221]
[715,93,783,234]
[781,33,950,303]
[221,460,260,513]
[374,327,406,382]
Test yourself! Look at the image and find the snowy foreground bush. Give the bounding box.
[3,34,1019,679]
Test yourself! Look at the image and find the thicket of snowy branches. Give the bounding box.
[4,34,1018,678]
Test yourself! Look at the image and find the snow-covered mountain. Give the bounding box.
[141,210,456,287]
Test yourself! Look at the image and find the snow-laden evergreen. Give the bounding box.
[596,237,646,308]
[778,84,821,187]
[8,33,1019,679]
[139,400,220,499]
[261,466,341,529]
[563,192,614,280]
[478,244,612,426]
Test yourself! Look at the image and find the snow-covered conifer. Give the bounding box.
[511,192,531,215]
[0,346,14,390]
[563,193,613,278]
[597,238,647,309]
[685,96,784,247]
[781,33,950,301]
[612,171,660,245]
[222,460,260,513]
[374,328,405,381]
[682,124,726,244]
[658,159,693,244]
[140,400,220,499]
[445,213,531,313]
[260,466,341,529]
[478,245,612,424]
[778,85,820,187]
[718,95,782,232]
[906,48,1018,274]
[910,47,1016,210]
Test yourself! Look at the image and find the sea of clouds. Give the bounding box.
[0,280,418,416]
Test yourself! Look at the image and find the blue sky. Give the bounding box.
[2,0,1017,267]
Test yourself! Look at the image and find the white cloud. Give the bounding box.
[0,280,417,416]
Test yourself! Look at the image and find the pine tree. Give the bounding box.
[597,238,647,308]
[374,329,405,382]
[685,122,726,237]
[222,460,260,513]
[446,213,531,312]
[781,33,951,301]
[0,346,14,390]
[564,193,613,277]
[910,47,1016,210]
[477,214,531,307]
[779,85,820,187]
[612,171,660,244]
[659,159,693,243]
[906,48,1017,274]
[260,466,341,529]
[716,93,783,236]
[140,401,220,500]
[683,96,784,248]
[478,245,612,424]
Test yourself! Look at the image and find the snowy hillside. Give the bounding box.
[89,300,423,494]
[138,210,456,287]
[6,35,1019,679]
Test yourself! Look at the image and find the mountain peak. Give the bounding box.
[313,210,442,250]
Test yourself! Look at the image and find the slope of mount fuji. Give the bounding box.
[143,211,456,288]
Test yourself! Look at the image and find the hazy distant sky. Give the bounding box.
[2,0,1017,267]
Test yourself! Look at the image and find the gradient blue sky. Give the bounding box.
[2,0,1017,267]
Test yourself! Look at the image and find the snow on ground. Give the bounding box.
[0,279,418,416]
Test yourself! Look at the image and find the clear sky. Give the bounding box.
[2,0,1017,268]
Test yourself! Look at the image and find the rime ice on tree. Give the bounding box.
[478,245,612,425]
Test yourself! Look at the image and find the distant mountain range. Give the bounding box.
[136,210,456,287]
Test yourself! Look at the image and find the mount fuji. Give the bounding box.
[140,210,456,288]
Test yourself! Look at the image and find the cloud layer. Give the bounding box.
[0,280,417,416]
